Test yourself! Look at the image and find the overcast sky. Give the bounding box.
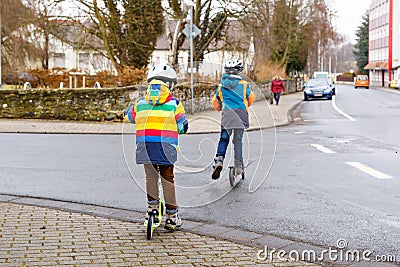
[332,0,371,43]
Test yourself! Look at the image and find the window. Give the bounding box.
[92,53,104,72]
[155,56,161,65]
[79,53,89,70]
[53,53,65,68]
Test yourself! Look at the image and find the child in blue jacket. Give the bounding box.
[211,58,255,179]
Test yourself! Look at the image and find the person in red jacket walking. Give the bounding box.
[270,75,286,105]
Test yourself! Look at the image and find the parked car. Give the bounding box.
[354,75,369,89]
[4,71,38,87]
[394,79,400,89]
[303,78,333,101]
[387,79,400,89]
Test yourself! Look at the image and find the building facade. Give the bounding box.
[48,36,115,76]
[47,20,253,82]
[366,0,400,86]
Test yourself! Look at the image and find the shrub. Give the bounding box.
[25,67,146,89]
[254,61,286,81]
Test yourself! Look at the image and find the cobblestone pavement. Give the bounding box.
[0,202,322,267]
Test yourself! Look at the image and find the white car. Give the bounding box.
[395,79,400,89]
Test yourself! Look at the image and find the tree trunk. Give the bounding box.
[43,29,49,69]
[93,0,122,75]
[167,11,188,67]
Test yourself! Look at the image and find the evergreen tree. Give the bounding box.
[92,0,164,73]
[123,0,164,69]
[270,0,307,74]
[353,11,369,75]
[285,24,309,74]
[270,0,294,68]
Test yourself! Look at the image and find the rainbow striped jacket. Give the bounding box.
[124,80,188,165]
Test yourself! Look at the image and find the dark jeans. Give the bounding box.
[216,128,244,163]
[273,92,281,104]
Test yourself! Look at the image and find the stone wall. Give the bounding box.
[174,78,302,113]
[0,87,140,121]
[0,79,302,121]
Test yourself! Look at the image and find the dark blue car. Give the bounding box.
[303,78,333,101]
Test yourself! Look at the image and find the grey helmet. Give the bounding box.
[147,65,177,88]
[224,58,244,75]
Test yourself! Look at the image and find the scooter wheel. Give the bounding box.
[146,214,155,240]
[229,167,235,187]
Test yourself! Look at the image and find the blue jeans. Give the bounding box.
[273,92,281,104]
[216,128,244,163]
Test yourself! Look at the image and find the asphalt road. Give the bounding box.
[0,83,399,260]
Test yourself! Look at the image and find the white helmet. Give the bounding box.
[224,58,244,75]
[147,65,177,87]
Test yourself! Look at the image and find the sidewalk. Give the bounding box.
[0,92,304,135]
[0,93,326,266]
[0,194,324,267]
[1,86,399,135]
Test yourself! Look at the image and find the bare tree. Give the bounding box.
[23,0,71,70]
[304,0,340,73]
[163,0,254,67]
[1,0,38,73]
[163,1,189,66]
[242,0,274,64]
[262,0,339,74]
[50,0,164,74]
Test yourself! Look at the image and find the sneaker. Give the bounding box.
[212,156,224,180]
[144,202,160,226]
[235,167,243,176]
[234,160,243,176]
[164,211,182,231]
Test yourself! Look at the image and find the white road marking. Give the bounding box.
[175,165,206,174]
[346,162,392,179]
[336,139,351,144]
[331,96,357,121]
[294,131,305,134]
[311,144,336,154]
[302,119,350,122]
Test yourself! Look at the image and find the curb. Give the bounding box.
[186,95,304,134]
[1,193,397,267]
[287,98,305,123]
[0,193,319,265]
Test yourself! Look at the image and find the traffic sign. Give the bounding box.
[182,24,201,38]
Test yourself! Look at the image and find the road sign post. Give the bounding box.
[182,4,200,114]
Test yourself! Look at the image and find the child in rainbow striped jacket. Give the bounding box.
[124,65,188,231]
